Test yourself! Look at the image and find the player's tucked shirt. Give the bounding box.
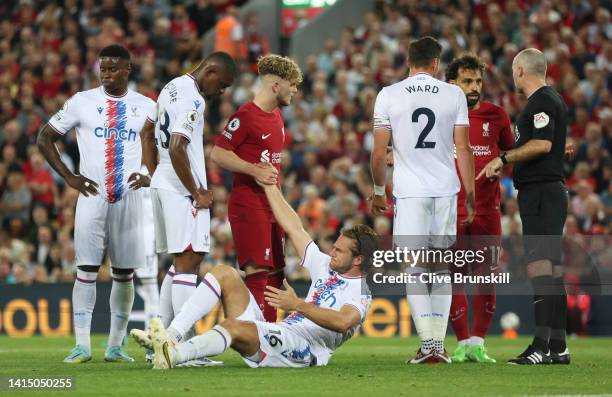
[49,87,156,203]
[150,74,208,196]
[282,241,371,366]
[457,101,514,216]
[215,101,284,210]
[374,72,469,198]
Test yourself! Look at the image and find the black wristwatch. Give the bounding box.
[499,151,508,164]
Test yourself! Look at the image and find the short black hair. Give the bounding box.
[408,36,442,68]
[98,44,131,62]
[205,51,238,78]
[445,53,486,81]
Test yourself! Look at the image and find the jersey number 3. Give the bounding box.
[413,108,436,149]
[159,110,171,149]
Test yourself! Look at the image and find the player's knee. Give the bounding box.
[210,264,238,283]
[219,318,242,339]
[77,265,100,273]
[111,267,134,275]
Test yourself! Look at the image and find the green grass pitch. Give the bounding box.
[0,335,610,396]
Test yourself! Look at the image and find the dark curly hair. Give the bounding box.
[445,53,486,81]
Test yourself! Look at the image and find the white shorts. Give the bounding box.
[237,294,315,368]
[74,190,144,269]
[151,188,211,254]
[393,195,457,249]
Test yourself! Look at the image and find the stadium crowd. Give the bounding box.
[0,0,610,285]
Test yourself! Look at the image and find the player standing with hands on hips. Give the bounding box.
[479,48,571,365]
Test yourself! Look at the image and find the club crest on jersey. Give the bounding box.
[97,107,104,114]
[228,118,240,131]
[193,100,201,110]
[482,122,490,137]
[533,112,549,129]
[131,106,139,117]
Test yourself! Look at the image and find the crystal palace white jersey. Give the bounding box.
[282,242,371,366]
[49,87,156,203]
[373,72,469,197]
[150,74,208,196]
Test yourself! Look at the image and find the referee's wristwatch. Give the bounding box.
[499,151,508,164]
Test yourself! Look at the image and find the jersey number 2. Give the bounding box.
[413,108,436,149]
[159,110,170,149]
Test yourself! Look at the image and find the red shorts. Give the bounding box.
[229,203,285,271]
[454,213,502,273]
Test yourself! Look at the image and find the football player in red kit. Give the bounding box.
[446,54,515,363]
[211,54,302,322]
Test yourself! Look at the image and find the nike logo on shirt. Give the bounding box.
[262,133,271,140]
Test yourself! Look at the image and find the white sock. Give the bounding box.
[175,325,232,364]
[108,271,134,348]
[458,339,470,346]
[430,270,452,351]
[171,272,198,316]
[73,269,97,350]
[158,265,175,327]
[136,277,159,329]
[169,273,221,342]
[406,267,433,351]
[470,336,485,347]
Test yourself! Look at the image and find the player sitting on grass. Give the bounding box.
[131,174,375,369]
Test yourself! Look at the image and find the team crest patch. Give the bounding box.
[482,122,490,137]
[533,112,549,129]
[228,118,240,131]
[187,110,198,123]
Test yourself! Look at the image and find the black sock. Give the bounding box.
[531,275,555,352]
[549,276,567,353]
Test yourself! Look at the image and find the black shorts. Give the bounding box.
[517,181,568,264]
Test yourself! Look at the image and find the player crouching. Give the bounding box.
[132,179,375,369]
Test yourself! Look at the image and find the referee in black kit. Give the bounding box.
[479,48,570,365]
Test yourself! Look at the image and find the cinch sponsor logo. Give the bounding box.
[94,127,137,141]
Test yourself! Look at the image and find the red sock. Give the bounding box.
[263,272,284,322]
[450,284,470,341]
[472,285,496,338]
[244,272,268,315]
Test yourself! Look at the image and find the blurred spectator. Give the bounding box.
[214,5,243,60]
[0,163,32,225]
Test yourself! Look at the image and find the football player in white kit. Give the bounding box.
[135,52,237,345]
[37,45,156,363]
[370,36,475,364]
[131,172,375,369]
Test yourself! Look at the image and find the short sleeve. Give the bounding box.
[343,294,372,321]
[373,88,391,131]
[145,100,157,123]
[499,110,515,150]
[300,241,331,279]
[215,114,249,151]
[455,88,469,126]
[170,105,201,142]
[531,104,555,142]
[48,94,80,135]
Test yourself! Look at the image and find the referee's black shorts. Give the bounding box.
[517,181,568,264]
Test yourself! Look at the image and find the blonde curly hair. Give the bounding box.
[257,54,303,84]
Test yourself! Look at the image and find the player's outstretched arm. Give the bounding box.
[265,280,362,333]
[261,183,311,261]
[210,145,277,185]
[169,134,213,208]
[140,119,158,175]
[454,125,475,225]
[37,124,99,197]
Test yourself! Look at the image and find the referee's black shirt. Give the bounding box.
[512,86,567,189]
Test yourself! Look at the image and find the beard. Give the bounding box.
[466,93,480,107]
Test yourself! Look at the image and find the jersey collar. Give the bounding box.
[102,86,128,99]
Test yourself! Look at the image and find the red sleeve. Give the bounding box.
[498,109,515,151]
[215,112,249,151]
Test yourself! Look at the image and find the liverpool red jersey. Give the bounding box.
[215,101,284,210]
[458,101,514,216]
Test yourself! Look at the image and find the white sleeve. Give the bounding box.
[455,87,470,126]
[300,241,331,279]
[169,101,200,142]
[343,293,371,321]
[48,94,80,135]
[145,99,157,123]
[373,88,391,130]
